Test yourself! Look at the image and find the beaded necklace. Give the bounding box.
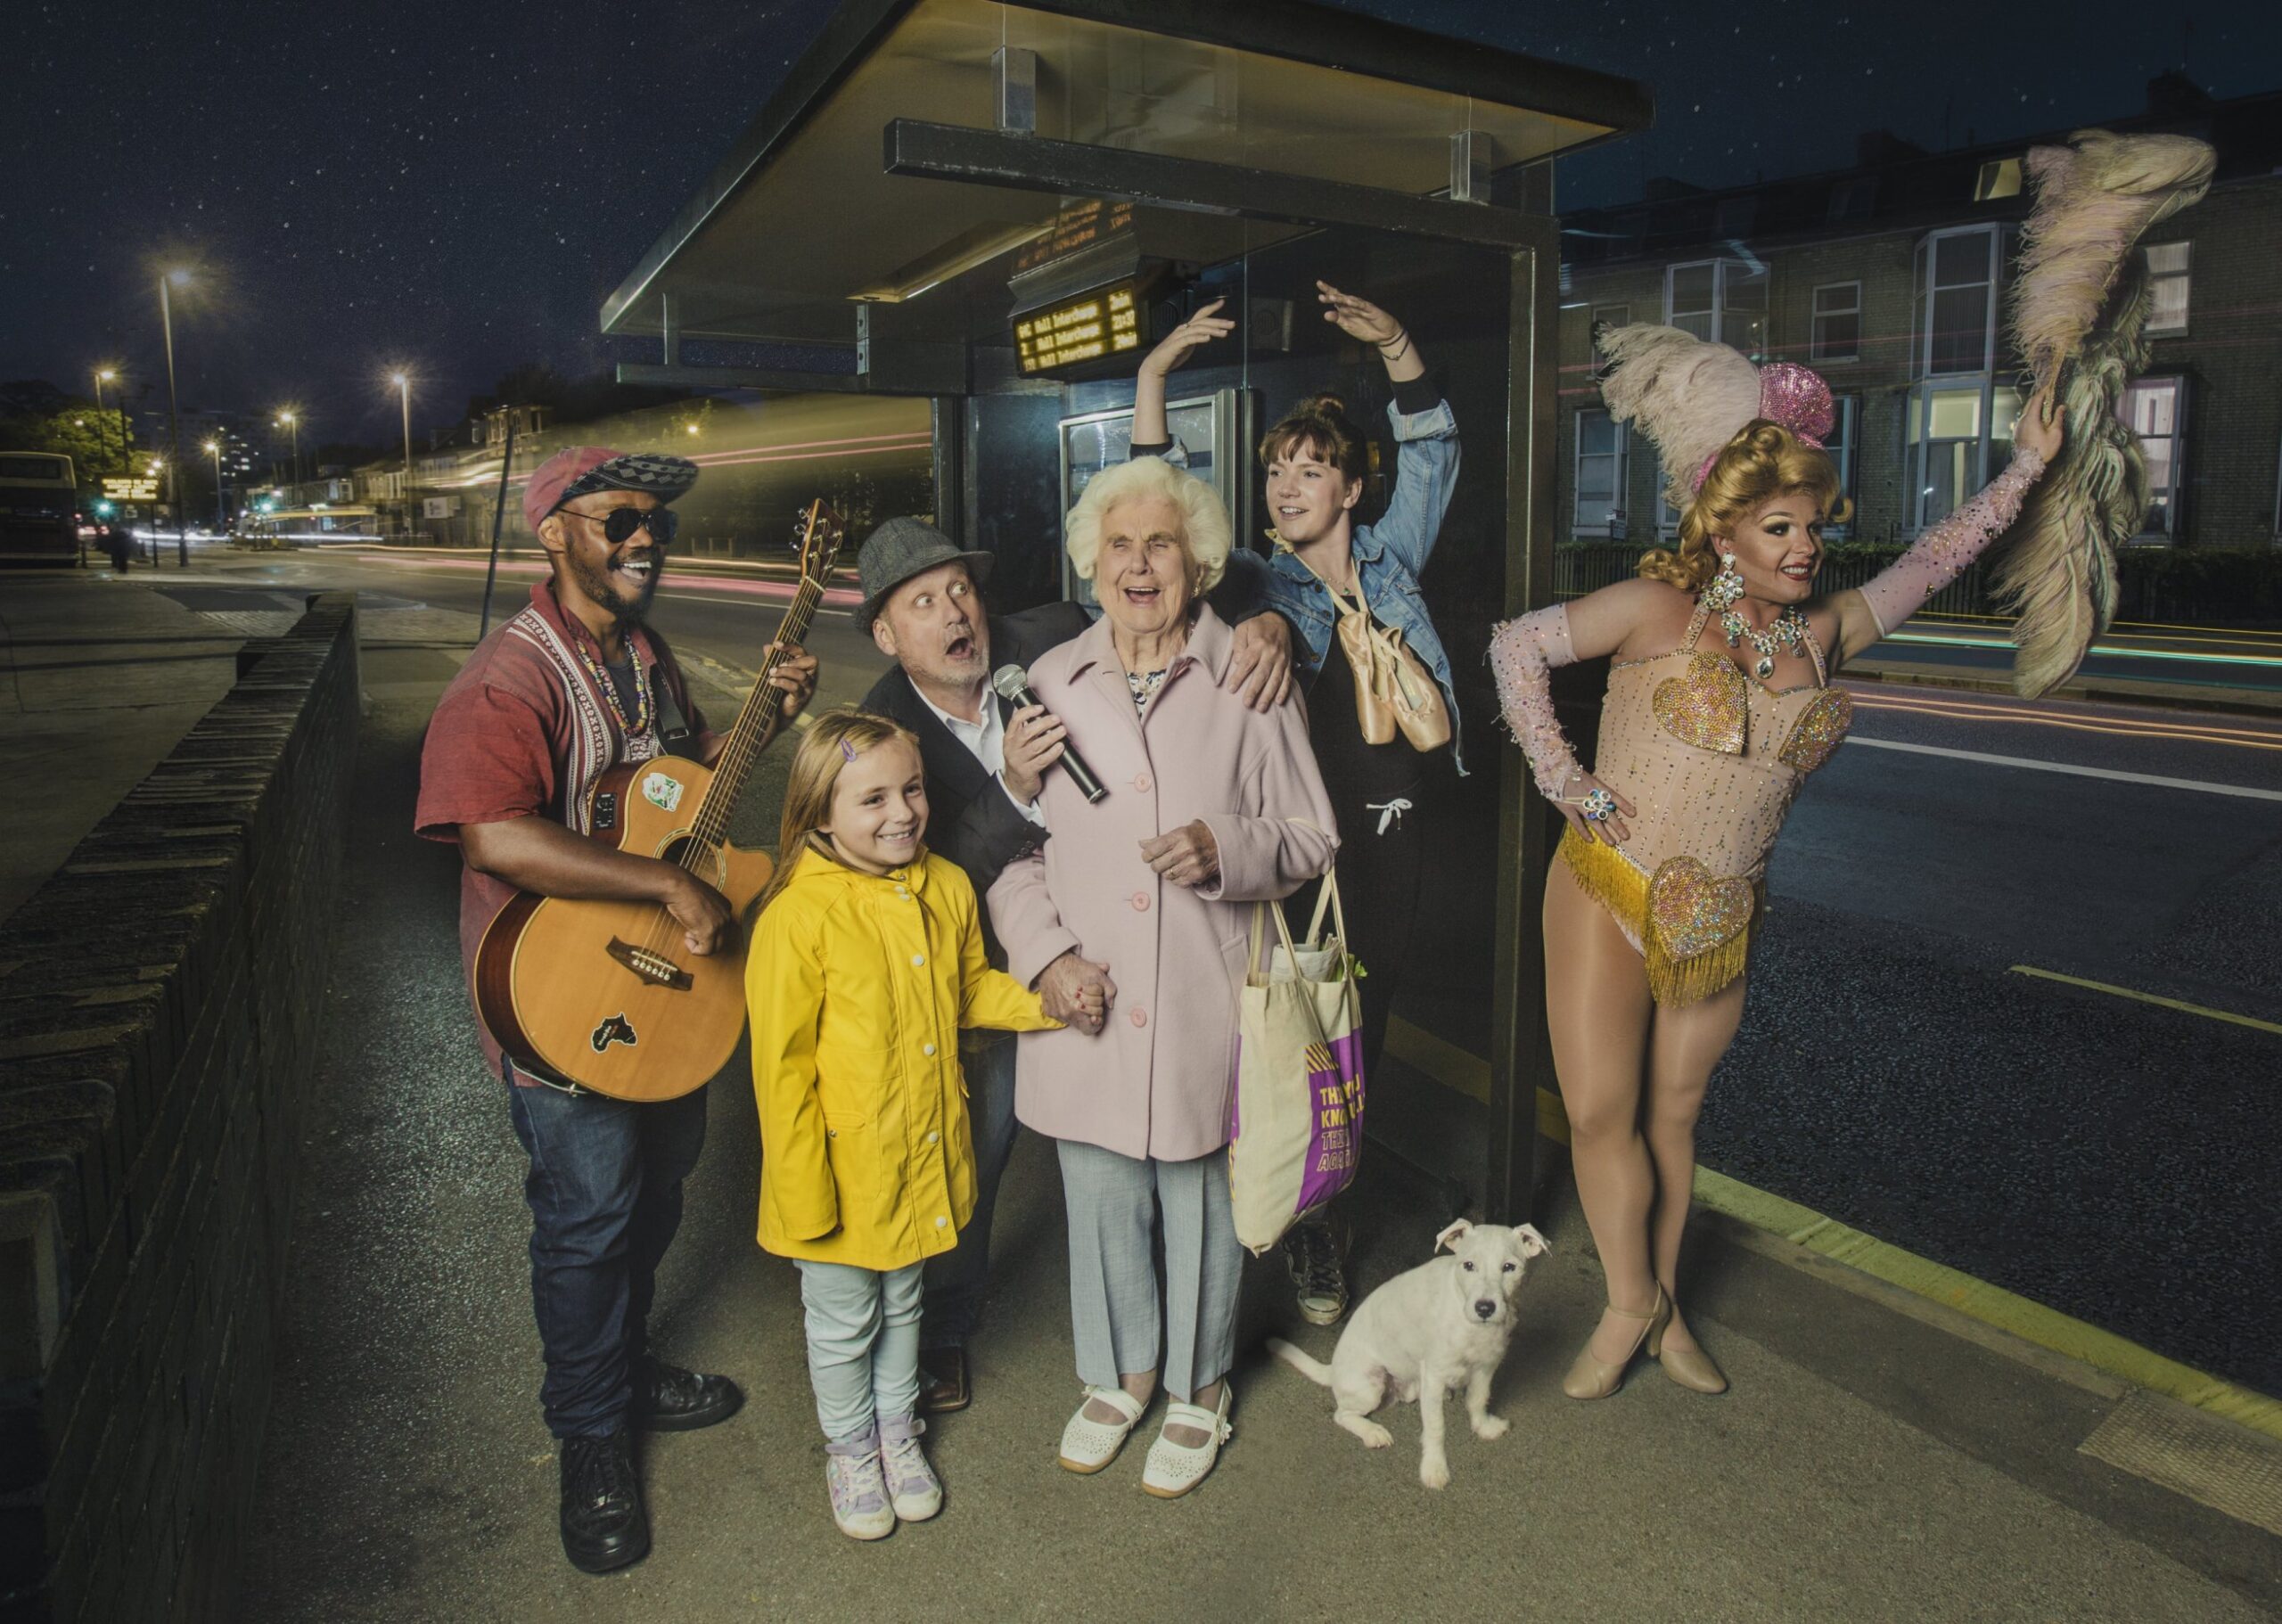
[572,632,654,737]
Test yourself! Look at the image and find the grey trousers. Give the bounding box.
[795,1259,923,1442]
[1055,1140,1243,1402]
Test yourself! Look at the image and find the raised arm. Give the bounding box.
[1317,283,1457,576]
[1134,298,1236,451]
[1832,391,2062,663]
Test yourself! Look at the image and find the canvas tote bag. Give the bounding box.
[1227,870,1366,1254]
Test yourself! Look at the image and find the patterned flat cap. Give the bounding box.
[522,445,701,532]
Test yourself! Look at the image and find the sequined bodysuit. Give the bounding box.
[1557,598,1851,1003]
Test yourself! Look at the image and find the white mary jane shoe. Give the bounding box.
[1058,1384,1149,1474]
[1141,1387,1233,1499]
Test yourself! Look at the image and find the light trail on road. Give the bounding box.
[330,552,865,610]
[1846,686,2282,752]
[1845,736,2282,800]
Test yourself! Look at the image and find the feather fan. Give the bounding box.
[1994,129,2214,697]
[1596,325,1761,511]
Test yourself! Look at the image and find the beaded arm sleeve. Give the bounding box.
[1857,448,2047,639]
[1488,604,1583,800]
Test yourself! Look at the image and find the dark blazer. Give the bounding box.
[862,601,1091,966]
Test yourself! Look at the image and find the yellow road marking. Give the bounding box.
[2010,965,2282,1036]
[1379,1014,2282,1442]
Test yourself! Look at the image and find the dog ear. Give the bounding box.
[1433,1218,1473,1253]
[1513,1223,1550,1259]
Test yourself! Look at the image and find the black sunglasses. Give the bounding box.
[560,504,678,545]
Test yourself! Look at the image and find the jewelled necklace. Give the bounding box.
[573,635,654,736]
[1720,605,1810,681]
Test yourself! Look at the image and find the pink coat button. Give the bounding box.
[1129,1006,1148,1028]
[1133,773,1152,792]
[1131,891,1150,912]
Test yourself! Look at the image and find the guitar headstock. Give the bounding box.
[795,500,847,586]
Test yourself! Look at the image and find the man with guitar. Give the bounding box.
[856,517,1295,1415]
[415,446,817,1575]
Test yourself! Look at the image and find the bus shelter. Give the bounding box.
[602,0,1651,1218]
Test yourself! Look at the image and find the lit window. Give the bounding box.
[1914,226,2004,378]
[1974,158,2023,201]
[2146,242,2190,337]
[1811,283,1862,365]
[2120,377,2185,537]
[1664,259,1768,357]
[1573,409,1629,537]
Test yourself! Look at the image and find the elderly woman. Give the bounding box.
[989,455,1337,1498]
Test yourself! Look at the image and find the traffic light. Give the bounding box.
[94,499,115,516]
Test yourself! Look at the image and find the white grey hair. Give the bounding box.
[1064,455,1231,595]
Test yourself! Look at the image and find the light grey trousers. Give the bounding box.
[1055,1140,1243,1402]
[795,1259,923,1442]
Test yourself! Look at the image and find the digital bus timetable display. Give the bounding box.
[1014,281,1145,377]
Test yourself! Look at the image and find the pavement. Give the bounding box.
[12,550,2282,1617]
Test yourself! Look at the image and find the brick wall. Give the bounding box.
[0,594,358,1623]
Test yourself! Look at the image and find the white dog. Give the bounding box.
[1268,1219,1550,1489]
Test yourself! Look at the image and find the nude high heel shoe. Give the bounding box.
[1648,1306,1728,1395]
[1563,1288,1670,1400]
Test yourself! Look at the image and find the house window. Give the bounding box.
[1916,226,2003,377]
[1905,379,2024,530]
[2121,377,2185,538]
[1811,283,1862,365]
[1974,158,2023,201]
[1591,302,1630,334]
[1574,409,1628,537]
[1665,258,1769,357]
[1823,396,1859,534]
[2146,242,2190,337]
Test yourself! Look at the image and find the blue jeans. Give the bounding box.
[920,1032,1017,1348]
[505,1076,710,1438]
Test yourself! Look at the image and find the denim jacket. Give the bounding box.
[1216,395,1467,774]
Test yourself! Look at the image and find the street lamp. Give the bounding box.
[92,368,119,474]
[275,408,301,490]
[159,268,192,566]
[204,439,226,532]
[391,372,413,542]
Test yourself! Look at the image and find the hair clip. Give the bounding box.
[839,737,858,761]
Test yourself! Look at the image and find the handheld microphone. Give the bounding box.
[993,664,1108,805]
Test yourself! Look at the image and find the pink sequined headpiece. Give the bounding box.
[1689,362,1835,490]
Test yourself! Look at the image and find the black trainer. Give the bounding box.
[635,1357,743,1432]
[559,1426,650,1575]
[1284,1214,1351,1327]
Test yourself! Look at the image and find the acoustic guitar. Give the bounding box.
[473,500,845,1101]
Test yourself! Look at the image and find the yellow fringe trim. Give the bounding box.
[1557,829,1756,1008]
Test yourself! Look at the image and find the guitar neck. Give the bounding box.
[685,571,828,846]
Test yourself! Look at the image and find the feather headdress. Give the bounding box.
[1597,324,1833,510]
[1993,129,2215,697]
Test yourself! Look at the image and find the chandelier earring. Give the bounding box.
[1703,548,1746,611]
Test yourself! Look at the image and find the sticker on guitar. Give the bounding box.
[640,771,684,813]
[591,1013,639,1052]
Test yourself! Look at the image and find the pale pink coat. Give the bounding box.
[989,606,1339,1162]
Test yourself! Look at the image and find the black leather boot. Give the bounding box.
[559,1426,650,1574]
[636,1357,743,1432]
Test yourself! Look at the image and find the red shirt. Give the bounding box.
[415,580,712,1079]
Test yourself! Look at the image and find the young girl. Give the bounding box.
[746,708,1059,1540]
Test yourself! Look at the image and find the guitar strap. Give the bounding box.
[654,675,697,759]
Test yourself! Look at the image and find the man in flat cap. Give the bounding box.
[415,446,817,1575]
[856,516,1293,1414]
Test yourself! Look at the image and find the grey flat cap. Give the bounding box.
[855,517,993,631]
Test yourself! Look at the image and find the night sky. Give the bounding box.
[7,0,2278,448]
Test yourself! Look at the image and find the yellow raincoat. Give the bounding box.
[746,845,1056,1270]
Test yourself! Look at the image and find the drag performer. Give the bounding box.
[415,446,817,1573]
[1490,332,2062,1398]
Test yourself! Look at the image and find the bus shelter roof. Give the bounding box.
[600,0,1651,357]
